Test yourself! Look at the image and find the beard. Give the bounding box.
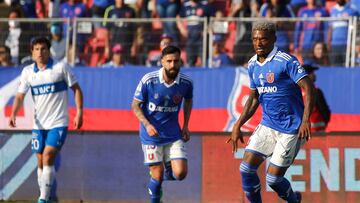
[164,68,179,80]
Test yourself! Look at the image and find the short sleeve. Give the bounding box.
[286,58,307,83]
[62,63,77,87]
[184,82,193,100]
[18,68,30,94]
[134,79,147,102]
[248,65,256,89]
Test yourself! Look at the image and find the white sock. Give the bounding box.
[40,165,55,200]
[37,167,43,189]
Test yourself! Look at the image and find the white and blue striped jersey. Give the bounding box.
[134,68,193,145]
[248,47,307,134]
[18,58,77,129]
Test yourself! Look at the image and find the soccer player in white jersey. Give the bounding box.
[8,37,83,203]
[132,45,193,203]
[227,21,314,203]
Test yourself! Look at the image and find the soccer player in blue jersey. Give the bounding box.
[132,45,193,203]
[8,37,83,203]
[227,21,314,203]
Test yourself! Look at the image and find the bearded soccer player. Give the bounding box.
[227,21,314,203]
[132,45,193,203]
[9,36,83,203]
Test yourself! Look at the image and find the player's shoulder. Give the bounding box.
[21,62,35,73]
[179,72,193,86]
[247,55,257,68]
[274,50,298,63]
[141,70,160,84]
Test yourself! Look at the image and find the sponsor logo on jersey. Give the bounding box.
[257,86,278,94]
[148,102,179,112]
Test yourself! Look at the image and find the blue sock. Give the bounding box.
[163,162,176,181]
[240,162,262,203]
[266,173,297,202]
[148,178,162,203]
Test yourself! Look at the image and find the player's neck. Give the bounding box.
[163,73,175,84]
[36,62,47,70]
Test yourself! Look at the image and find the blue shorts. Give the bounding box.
[31,127,68,153]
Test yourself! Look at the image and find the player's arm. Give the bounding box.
[227,89,260,152]
[71,83,83,129]
[297,76,314,140]
[182,98,193,142]
[8,93,26,128]
[131,99,158,136]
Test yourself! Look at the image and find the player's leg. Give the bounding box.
[142,144,164,203]
[240,151,265,203]
[39,127,68,202]
[241,124,276,203]
[31,130,46,197]
[266,132,304,203]
[165,139,187,181]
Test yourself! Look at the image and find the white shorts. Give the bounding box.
[142,139,187,165]
[245,124,305,167]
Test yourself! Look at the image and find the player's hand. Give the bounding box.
[298,120,311,141]
[182,126,190,142]
[226,124,244,153]
[146,124,158,137]
[9,115,16,128]
[74,113,83,130]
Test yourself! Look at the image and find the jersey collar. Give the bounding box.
[33,58,54,73]
[159,68,180,86]
[256,46,278,66]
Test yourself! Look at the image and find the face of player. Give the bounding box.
[32,43,50,67]
[252,30,276,61]
[161,52,181,80]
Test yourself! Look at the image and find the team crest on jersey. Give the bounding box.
[266,72,275,83]
[154,93,159,99]
[173,94,182,104]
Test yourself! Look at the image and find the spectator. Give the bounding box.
[154,0,181,45]
[302,63,331,132]
[59,0,88,39]
[50,24,66,61]
[102,43,126,68]
[135,0,156,65]
[177,0,212,67]
[19,0,36,18]
[103,0,137,64]
[35,0,50,18]
[5,9,24,65]
[229,0,255,66]
[259,0,296,52]
[307,41,330,66]
[146,34,173,67]
[92,0,114,27]
[355,42,360,66]
[211,34,234,68]
[328,0,359,66]
[0,45,14,67]
[293,0,328,61]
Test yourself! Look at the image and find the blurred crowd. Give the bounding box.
[0,0,360,68]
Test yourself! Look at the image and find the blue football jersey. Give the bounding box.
[248,47,307,134]
[134,68,193,145]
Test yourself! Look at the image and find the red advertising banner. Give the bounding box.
[202,135,360,203]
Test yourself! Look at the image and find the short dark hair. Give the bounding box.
[161,45,181,58]
[30,36,51,50]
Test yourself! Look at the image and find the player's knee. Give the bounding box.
[173,170,187,181]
